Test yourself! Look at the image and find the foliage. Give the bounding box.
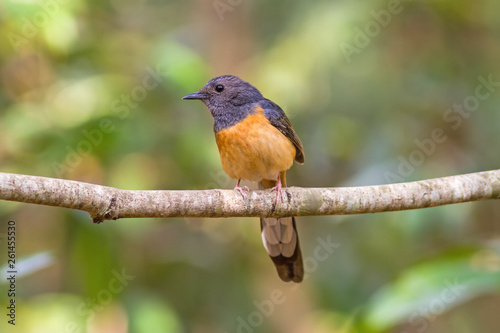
[1,0,499,332]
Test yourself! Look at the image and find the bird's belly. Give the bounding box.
[215,113,296,182]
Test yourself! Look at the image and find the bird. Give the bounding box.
[183,75,305,282]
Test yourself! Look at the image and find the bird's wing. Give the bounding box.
[259,99,305,164]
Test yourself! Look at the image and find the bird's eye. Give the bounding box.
[215,84,224,92]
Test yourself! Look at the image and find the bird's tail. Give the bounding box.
[259,171,304,283]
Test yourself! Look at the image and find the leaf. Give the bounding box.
[364,248,500,331]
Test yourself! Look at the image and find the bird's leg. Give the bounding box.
[234,179,249,198]
[270,173,285,205]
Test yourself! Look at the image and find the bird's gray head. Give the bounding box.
[182,75,263,112]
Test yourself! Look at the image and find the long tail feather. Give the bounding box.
[259,172,304,282]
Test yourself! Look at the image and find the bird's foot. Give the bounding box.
[234,180,249,199]
[270,175,285,206]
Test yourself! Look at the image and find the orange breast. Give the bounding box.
[215,110,296,182]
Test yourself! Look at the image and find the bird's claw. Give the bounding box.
[234,182,249,198]
[270,182,285,206]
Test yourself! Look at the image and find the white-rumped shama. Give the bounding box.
[183,75,305,282]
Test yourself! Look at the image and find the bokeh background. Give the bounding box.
[1,0,500,332]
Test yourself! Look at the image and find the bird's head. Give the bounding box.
[183,75,263,113]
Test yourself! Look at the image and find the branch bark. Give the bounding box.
[0,170,499,223]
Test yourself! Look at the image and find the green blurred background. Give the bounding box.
[1,0,500,332]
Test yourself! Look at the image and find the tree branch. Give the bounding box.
[0,170,499,223]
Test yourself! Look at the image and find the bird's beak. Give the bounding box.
[182,91,208,100]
